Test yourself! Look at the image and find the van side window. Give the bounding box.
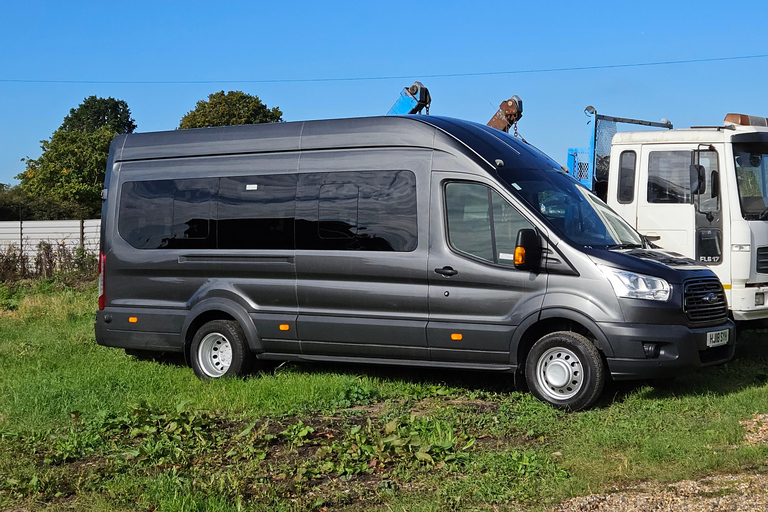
[647,151,693,203]
[445,182,532,266]
[617,151,636,204]
[217,175,297,250]
[118,178,216,249]
[296,170,418,252]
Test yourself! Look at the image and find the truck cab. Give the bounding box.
[603,114,768,324]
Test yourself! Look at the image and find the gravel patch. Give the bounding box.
[552,473,768,511]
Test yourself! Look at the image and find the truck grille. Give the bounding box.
[757,247,768,274]
[683,278,728,324]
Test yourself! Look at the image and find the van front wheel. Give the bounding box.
[525,331,604,411]
[190,320,252,379]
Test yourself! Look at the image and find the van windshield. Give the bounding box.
[734,142,768,220]
[497,167,644,248]
[422,118,644,247]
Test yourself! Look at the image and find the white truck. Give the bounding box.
[569,112,768,326]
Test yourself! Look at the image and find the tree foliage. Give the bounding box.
[0,184,88,221]
[179,90,282,129]
[17,96,136,218]
[18,127,115,218]
[60,96,137,134]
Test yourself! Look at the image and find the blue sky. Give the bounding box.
[1,0,767,185]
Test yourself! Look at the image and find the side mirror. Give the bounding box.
[690,164,706,195]
[514,229,542,271]
[711,170,719,199]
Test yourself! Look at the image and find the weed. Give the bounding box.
[336,380,380,408]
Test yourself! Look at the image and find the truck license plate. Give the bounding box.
[707,329,729,348]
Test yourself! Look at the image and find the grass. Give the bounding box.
[1,280,768,510]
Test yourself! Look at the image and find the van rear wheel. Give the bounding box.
[525,331,604,411]
[190,320,252,379]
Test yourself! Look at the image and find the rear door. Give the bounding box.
[427,172,547,365]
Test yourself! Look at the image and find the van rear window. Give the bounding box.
[117,170,417,252]
[118,178,217,249]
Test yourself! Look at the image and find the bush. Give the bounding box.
[0,241,96,283]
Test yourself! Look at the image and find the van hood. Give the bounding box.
[584,247,713,284]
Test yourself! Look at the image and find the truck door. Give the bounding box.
[427,172,547,365]
[636,146,722,262]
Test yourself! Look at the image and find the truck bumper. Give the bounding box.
[600,319,736,380]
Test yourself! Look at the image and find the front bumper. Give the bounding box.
[600,319,736,380]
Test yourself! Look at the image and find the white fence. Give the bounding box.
[0,219,101,256]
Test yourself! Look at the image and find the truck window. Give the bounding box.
[296,170,418,252]
[617,151,636,204]
[734,143,768,219]
[218,175,297,250]
[647,151,692,203]
[118,178,217,249]
[445,182,532,266]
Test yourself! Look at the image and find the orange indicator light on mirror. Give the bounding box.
[279,324,290,331]
[451,333,463,341]
[514,247,526,265]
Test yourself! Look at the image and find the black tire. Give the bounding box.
[190,320,253,380]
[525,331,605,411]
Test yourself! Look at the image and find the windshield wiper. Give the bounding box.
[605,243,644,250]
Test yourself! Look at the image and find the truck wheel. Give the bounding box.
[190,320,252,379]
[525,331,604,411]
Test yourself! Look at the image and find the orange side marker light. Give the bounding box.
[514,246,526,265]
[128,317,138,323]
[451,333,463,341]
[279,324,290,331]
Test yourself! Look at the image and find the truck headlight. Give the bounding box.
[599,266,671,301]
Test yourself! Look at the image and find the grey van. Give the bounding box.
[95,115,735,410]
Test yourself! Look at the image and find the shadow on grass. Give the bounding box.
[125,349,187,367]
[272,360,517,396]
[123,330,768,407]
[595,330,768,407]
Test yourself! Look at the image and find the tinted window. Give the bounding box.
[217,175,297,250]
[445,182,532,266]
[617,151,636,204]
[319,183,358,239]
[296,170,418,251]
[119,178,216,249]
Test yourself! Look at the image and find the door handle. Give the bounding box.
[434,266,458,277]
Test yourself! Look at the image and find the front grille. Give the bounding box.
[757,246,768,274]
[683,278,728,324]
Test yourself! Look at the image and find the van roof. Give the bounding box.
[113,116,439,162]
[110,115,561,173]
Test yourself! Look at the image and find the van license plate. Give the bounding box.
[707,329,729,348]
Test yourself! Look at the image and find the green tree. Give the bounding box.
[18,127,115,218]
[179,90,282,129]
[0,184,88,221]
[17,96,136,218]
[60,95,137,134]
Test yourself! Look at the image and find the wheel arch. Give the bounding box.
[181,298,262,363]
[512,308,614,368]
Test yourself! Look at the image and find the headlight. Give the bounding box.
[599,266,671,301]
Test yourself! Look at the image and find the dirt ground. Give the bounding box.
[553,413,768,512]
[552,473,768,512]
